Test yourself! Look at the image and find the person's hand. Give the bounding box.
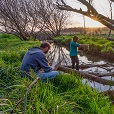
[49,63,52,66]
[85,44,89,46]
[84,44,89,51]
[53,67,58,71]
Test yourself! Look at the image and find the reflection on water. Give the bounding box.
[47,44,114,92]
[82,79,114,92]
[47,44,71,66]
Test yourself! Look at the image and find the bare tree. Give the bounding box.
[56,0,114,31]
[0,0,46,40]
[40,0,69,37]
[0,0,69,40]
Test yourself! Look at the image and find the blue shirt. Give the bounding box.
[20,47,52,75]
[70,41,80,56]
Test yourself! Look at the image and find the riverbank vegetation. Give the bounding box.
[0,34,114,113]
[54,34,114,59]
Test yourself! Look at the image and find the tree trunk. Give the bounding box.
[58,65,114,86]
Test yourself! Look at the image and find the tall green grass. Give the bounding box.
[0,34,114,114]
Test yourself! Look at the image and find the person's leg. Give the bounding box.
[75,56,79,70]
[70,56,76,69]
[37,71,59,81]
[20,71,33,80]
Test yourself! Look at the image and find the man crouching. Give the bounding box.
[20,42,59,81]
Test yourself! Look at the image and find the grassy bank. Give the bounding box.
[0,34,114,113]
[54,34,114,59]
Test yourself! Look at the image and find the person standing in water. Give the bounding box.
[70,36,88,70]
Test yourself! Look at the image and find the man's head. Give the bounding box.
[73,36,78,42]
[40,42,51,54]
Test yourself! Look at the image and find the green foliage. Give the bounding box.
[54,36,71,44]
[2,52,21,65]
[53,37,63,42]
[0,58,6,68]
[54,34,114,57]
[0,34,114,113]
[0,34,20,41]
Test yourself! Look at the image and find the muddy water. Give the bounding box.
[48,44,114,92]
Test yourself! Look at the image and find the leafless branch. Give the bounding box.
[56,0,114,30]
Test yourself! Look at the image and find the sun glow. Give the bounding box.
[68,15,104,28]
[84,18,103,27]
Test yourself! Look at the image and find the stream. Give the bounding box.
[47,43,114,92]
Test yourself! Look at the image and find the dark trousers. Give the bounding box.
[70,56,79,70]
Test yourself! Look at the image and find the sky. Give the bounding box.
[65,0,114,28]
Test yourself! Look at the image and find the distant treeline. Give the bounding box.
[61,27,111,34]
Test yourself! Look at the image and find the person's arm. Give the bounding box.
[35,53,53,72]
[79,44,89,52]
[72,42,80,47]
[72,41,88,47]
[80,44,89,47]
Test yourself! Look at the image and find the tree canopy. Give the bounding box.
[56,0,114,31]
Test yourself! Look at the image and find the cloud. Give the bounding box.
[67,19,82,27]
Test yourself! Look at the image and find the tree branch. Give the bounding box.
[57,0,114,30]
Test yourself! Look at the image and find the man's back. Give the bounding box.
[20,47,52,74]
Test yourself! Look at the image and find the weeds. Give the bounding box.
[0,34,114,113]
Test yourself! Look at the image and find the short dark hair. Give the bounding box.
[73,36,78,42]
[40,42,51,49]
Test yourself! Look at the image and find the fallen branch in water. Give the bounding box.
[80,63,109,69]
[81,71,114,77]
[58,65,114,86]
[98,72,114,77]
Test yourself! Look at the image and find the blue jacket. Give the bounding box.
[70,41,80,56]
[20,47,52,75]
